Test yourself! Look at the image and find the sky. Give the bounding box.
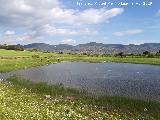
[0,0,159,45]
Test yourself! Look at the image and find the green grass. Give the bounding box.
[1,82,105,120]
[6,76,84,97]
[0,49,160,72]
[0,76,159,120]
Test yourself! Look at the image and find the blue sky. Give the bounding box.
[0,0,159,45]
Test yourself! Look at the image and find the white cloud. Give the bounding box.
[77,8,124,24]
[61,39,76,45]
[126,39,156,45]
[0,0,124,44]
[0,0,59,27]
[113,29,144,37]
[156,10,160,16]
[0,31,40,45]
[0,0,124,27]
[50,7,124,24]
[5,30,15,35]
[39,24,97,36]
[78,28,97,35]
[0,34,21,45]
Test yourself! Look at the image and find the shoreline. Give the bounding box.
[0,58,160,73]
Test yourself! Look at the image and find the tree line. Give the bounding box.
[74,50,160,58]
[113,50,160,58]
[0,44,24,51]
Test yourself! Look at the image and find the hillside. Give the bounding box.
[24,42,160,54]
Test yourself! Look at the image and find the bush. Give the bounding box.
[32,54,40,58]
[147,54,154,58]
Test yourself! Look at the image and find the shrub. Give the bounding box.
[32,54,40,58]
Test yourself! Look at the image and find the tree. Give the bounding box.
[30,49,38,52]
[114,52,126,58]
[156,50,160,56]
[143,51,150,56]
[117,52,125,58]
[58,51,63,54]
[147,53,154,58]
[82,53,87,55]
[0,44,24,51]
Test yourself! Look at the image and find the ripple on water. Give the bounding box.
[1,62,160,101]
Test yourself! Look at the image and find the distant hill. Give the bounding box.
[24,43,74,52]
[23,42,160,54]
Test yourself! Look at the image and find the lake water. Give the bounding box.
[1,62,160,101]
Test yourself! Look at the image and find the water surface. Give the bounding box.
[1,62,160,101]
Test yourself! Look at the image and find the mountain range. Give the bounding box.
[24,42,160,55]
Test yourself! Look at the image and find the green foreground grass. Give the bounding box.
[0,49,160,72]
[0,76,159,120]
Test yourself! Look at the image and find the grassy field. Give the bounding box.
[0,49,160,119]
[0,49,160,72]
[0,76,159,120]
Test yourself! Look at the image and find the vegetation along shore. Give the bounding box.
[0,49,160,73]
